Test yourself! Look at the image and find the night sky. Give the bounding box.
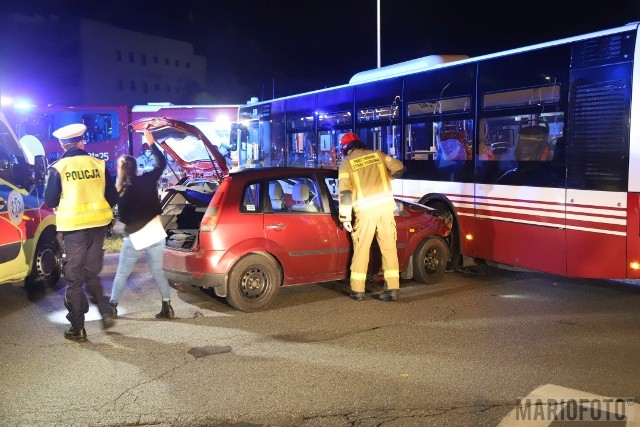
[4,0,640,104]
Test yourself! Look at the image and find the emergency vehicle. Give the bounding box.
[0,112,62,289]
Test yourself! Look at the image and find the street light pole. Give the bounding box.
[377,0,381,68]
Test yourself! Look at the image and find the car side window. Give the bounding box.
[289,176,321,213]
[241,182,261,213]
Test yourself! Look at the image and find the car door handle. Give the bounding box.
[266,223,285,230]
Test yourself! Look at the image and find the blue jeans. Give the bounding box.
[110,237,171,303]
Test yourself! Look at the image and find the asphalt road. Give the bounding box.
[1,254,639,427]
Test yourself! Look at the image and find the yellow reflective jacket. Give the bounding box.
[51,155,113,231]
[338,148,404,222]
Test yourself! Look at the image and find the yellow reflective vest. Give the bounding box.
[52,155,113,231]
[338,149,404,222]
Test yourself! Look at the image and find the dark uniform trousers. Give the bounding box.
[62,226,111,329]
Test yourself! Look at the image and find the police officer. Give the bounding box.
[338,132,404,301]
[44,123,118,342]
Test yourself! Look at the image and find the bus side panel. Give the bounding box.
[473,184,567,274]
[565,190,627,278]
[473,219,566,275]
[626,193,640,279]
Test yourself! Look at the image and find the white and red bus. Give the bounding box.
[232,22,640,279]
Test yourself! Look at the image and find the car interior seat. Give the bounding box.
[290,182,318,212]
[269,181,286,211]
[515,125,549,161]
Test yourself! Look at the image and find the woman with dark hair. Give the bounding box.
[109,128,175,319]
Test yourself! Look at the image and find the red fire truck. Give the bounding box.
[7,103,241,180]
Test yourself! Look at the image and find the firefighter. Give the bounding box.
[338,132,404,301]
[44,123,118,342]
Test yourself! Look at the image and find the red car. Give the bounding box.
[131,117,453,312]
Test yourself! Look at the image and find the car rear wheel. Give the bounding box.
[226,254,282,312]
[413,236,449,284]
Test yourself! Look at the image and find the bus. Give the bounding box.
[231,22,640,280]
[7,104,131,176]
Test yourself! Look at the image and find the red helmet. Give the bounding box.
[340,132,358,146]
[340,132,364,155]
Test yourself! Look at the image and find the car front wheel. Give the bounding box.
[25,229,62,291]
[226,254,282,312]
[412,236,449,284]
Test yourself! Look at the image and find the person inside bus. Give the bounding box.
[44,123,118,342]
[136,142,157,173]
[338,132,404,302]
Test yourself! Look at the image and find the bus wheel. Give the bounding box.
[413,236,449,284]
[25,230,62,291]
[226,254,282,312]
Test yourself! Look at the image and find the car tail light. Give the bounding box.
[201,204,220,232]
[200,179,229,232]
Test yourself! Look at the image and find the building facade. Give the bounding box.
[1,14,207,106]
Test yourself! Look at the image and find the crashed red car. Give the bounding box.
[130,117,453,312]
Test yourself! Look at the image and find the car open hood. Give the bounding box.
[129,117,229,180]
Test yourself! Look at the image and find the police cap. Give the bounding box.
[53,123,87,144]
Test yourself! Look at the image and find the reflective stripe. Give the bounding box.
[384,270,400,278]
[377,161,390,192]
[353,191,395,211]
[351,271,367,280]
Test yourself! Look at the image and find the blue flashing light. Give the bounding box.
[14,99,35,112]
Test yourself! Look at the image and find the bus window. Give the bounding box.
[265,113,285,168]
[479,113,564,162]
[405,122,433,160]
[317,110,351,168]
[286,114,315,167]
[357,125,402,160]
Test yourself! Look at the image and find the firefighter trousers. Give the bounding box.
[349,210,400,293]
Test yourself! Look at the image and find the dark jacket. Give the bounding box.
[118,144,166,234]
[44,147,118,209]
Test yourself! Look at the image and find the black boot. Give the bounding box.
[64,326,87,342]
[101,313,116,330]
[156,300,175,319]
[350,291,365,301]
[379,289,399,302]
[110,302,118,318]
